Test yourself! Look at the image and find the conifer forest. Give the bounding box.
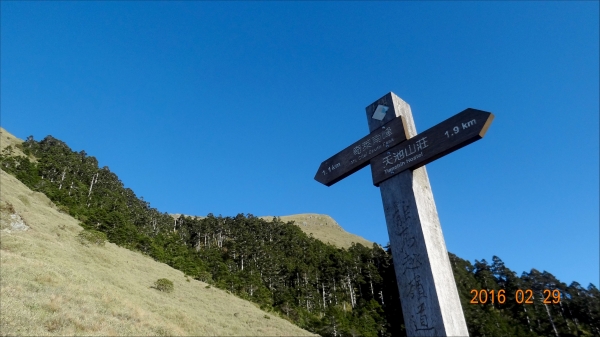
[1,135,598,337]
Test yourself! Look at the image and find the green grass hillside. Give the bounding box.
[0,168,316,336]
[260,214,373,250]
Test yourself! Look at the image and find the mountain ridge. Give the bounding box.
[172,212,373,250]
[2,127,598,337]
[259,213,373,249]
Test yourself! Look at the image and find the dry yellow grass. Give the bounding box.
[0,168,316,336]
[260,214,374,250]
[171,213,374,250]
[0,127,33,161]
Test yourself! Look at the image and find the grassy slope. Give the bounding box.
[0,127,31,160]
[0,171,316,336]
[260,214,373,250]
[173,213,374,250]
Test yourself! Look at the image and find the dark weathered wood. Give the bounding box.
[370,108,494,186]
[314,91,494,336]
[314,116,408,186]
[365,92,471,336]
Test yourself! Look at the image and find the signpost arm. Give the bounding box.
[366,93,469,336]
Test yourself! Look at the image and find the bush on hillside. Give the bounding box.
[0,201,16,214]
[153,278,174,293]
[197,271,213,283]
[77,229,107,247]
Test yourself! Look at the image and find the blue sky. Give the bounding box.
[2,2,598,288]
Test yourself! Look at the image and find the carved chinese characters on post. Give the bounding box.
[315,92,494,336]
[392,200,436,333]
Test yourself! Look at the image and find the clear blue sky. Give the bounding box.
[2,2,598,288]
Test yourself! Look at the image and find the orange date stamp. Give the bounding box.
[469,289,561,304]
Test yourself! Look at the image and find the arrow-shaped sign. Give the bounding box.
[314,116,408,186]
[370,108,494,186]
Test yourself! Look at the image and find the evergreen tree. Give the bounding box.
[2,134,598,337]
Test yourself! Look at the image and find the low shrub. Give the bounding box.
[153,278,174,293]
[76,214,88,223]
[197,271,213,283]
[77,229,107,246]
[17,195,30,206]
[0,201,15,214]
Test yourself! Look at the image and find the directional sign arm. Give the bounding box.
[370,108,494,186]
[314,116,408,186]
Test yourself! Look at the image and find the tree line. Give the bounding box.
[1,135,598,336]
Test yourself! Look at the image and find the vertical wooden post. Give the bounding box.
[366,92,469,336]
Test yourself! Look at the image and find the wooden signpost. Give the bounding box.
[315,92,494,336]
[371,108,494,186]
[314,116,409,186]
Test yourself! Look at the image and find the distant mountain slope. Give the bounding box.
[0,169,316,336]
[171,213,374,250]
[0,127,31,159]
[3,127,598,337]
[260,214,373,249]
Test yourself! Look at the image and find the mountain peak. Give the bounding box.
[260,213,374,249]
